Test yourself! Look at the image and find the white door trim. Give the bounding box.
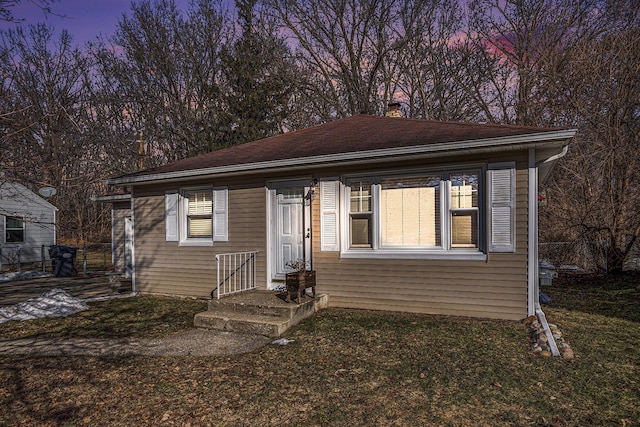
[124,216,133,279]
[266,179,312,289]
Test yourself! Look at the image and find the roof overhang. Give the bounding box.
[91,193,132,203]
[107,129,577,187]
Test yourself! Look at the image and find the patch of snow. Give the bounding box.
[0,288,89,324]
[271,338,294,346]
[0,270,52,283]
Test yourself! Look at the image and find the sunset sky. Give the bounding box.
[0,0,196,44]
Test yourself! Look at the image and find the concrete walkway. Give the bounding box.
[0,328,272,357]
[0,274,275,356]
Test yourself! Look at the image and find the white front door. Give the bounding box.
[276,187,305,276]
[270,185,309,281]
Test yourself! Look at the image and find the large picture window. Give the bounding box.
[5,217,25,243]
[345,168,482,256]
[380,175,441,247]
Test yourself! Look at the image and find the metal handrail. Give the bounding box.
[214,251,258,299]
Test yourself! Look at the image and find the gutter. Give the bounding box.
[90,194,132,203]
[537,144,569,166]
[536,143,570,185]
[108,129,577,186]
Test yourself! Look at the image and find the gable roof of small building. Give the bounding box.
[109,115,576,186]
[0,181,57,213]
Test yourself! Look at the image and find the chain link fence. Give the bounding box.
[539,241,597,272]
[0,243,114,274]
[540,240,640,274]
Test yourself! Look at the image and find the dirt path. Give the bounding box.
[0,328,271,357]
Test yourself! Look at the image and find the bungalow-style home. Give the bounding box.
[0,181,57,269]
[107,115,576,320]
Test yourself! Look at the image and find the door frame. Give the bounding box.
[266,178,312,289]
[124,216,133,279]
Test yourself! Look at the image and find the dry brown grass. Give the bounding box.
[1,275,639,426]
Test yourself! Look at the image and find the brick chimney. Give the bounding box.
[385,102,402,118]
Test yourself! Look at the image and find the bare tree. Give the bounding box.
[465,0,600,126]
[266,0,425,120]
[91,0,233,167]
[0,23,109,242]
[396,0,486,121]
[0,0,59,23]
[542,6,640,272]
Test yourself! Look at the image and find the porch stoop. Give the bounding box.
[194,291,329,338]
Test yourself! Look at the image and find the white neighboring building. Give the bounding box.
[0,181,57,268]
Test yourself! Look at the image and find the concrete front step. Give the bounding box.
[194,292,328,338]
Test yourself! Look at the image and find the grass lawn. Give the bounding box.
[1,274,639,426]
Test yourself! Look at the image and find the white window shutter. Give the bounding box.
[489,163,515,252]
[165,191,179,242]
[213,188,228,241]
[320,180,340,251]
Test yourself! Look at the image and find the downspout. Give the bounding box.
[528,148,538,317]
[530,148,564,357]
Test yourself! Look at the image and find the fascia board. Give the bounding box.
[91,194,132,203]
[108,129,577,186]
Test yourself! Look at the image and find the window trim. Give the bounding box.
[340,165,487,260]
[448,169,482,250]
[176,186,228,247]
[5,216,26,244]
[348,180,373,248]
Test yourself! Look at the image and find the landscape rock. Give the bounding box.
[526,314,573,358]
[561,348,575,359]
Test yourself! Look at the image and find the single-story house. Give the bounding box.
[107,115,576,320]
[0,181,57,268]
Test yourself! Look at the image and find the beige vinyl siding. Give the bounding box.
[133,183,267,298]
[129,150,531,319]
[112,202,130,274]
[311,155,530,321]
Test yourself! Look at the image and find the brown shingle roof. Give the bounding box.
[115,115,563,181]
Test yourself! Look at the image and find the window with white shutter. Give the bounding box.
[166,187,228,245]
[488,162,515,252]
[320,180,340,251]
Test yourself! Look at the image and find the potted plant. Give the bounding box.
[285,259,316,303]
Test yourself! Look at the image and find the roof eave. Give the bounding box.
[107,129,577,186]
[91,193,132,203]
